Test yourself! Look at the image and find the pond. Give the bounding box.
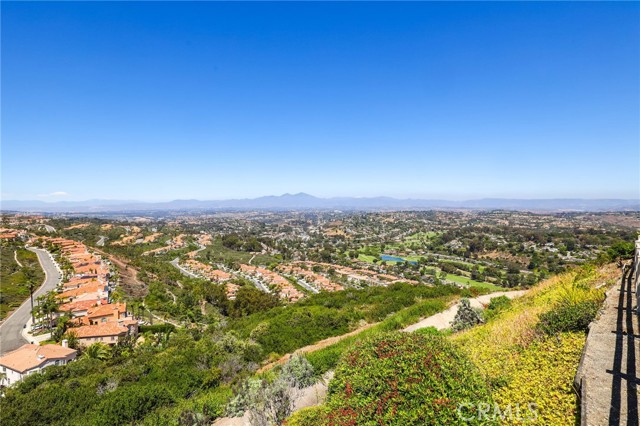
[380,255,418,265]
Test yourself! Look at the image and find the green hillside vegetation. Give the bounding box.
[0,282,459,425]
[199,238,278,266]
[450,263,616,425]
[291,332,494,426]
[0,244,45,320]
[0,330,241,426]
[289,263,616,425]
[229,283,460,357]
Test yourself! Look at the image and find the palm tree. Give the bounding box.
[83,343,111,361]
[36,292,58,332]
[23,267,38,325]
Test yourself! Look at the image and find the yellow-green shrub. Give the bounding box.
[492,332,585,425]
[451,264,617,425]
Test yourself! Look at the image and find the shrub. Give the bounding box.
[95,384,174,426]
[452,298,484,331]
[304,332,495,425]
[227,356,316,424]
[492,332,586,425]
[280,355,316,389]
[483,296,512,321]
[139,323,176,334]
[606,241,635,261]
[536,299,600,335]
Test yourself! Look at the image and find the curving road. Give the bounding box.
[170,258,199,278]
[0,248,61,355]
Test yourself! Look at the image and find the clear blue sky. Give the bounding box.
[2,2,638,201]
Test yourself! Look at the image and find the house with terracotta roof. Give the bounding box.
[86,302,127,325]
[56,282,108,303]
[62,277,99,290]
[72,320,138,346]
[59,299,103,317]
[0,343,77,387]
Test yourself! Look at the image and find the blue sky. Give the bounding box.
[2,2,638,201]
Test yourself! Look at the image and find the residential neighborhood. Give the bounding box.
[0,234,141,388]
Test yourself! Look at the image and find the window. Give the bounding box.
[55,360,60,366]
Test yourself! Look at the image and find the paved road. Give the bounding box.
[170,258,199,278]
[292,278,320,294]
[0,248,61,355]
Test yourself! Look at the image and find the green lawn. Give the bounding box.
[357,253,378,263]
[444,273,503,291]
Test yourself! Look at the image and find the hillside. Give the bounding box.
[288,263,618,425]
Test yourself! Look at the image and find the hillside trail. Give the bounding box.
[403,290,526,332]
[214,289,528,425]
[14,250,23,267]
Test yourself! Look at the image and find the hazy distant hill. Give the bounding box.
[1,193,638,213]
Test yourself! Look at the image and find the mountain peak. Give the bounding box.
[281,192,315,198]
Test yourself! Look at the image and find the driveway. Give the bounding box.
[0,248,61,355]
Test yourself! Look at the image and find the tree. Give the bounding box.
[62,330,79,349]
[229,286,280,318]
[83,343,111,361]
[36,291,58,332]
[23,267,38,325]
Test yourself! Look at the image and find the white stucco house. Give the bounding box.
[0,343,77,387]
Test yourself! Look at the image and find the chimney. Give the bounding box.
[113,306,120,321]
[62,339,68,348]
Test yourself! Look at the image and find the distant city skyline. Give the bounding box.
[2,2,639,201]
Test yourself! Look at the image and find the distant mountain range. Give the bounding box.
[1,193,638,213]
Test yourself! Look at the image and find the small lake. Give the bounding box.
[380,255,418,264]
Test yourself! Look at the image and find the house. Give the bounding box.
[0,343,77,387]
[85,303,127,325]
[56,282,108,303]
[72,320,138,346]
[58,298,103,318]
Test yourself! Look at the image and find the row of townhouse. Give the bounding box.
[181,259,239,299]
[0,237,142,388]
[43,237,139,347]
[0,227,28,241]
[276,264,344,292]
[294,261,418,286]
[239,264,305,302]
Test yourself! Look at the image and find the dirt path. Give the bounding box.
[13,250,23,268]
[257,322,378,373]
[258,290,526,373]
[403,290,526,332]
[217,290,529,425]
[141,302,182,328]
